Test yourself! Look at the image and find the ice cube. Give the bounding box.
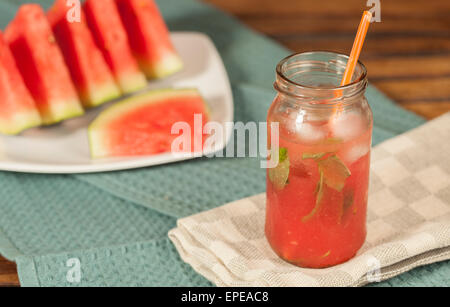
[343,143,370,164]
[330,112,365,141]
[295,122,327,144]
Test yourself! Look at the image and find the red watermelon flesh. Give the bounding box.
[84,0,147,94]
[5,4,84,125]
[115,0,183,79]
[89,89,209,158]
[47,0,121,108]
[0,31,41,135]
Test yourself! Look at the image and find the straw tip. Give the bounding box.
[363,10,373,21]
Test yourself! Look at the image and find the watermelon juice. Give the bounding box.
[266,52,373,268]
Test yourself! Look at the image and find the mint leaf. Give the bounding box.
[302,152,326,160]
[279,147,288,163]
[268,147,290,190]
[301,153,351,223]
[343,190,354,211]
[339,189,355,224]
[302,169,324,223]
[318,155,351,192]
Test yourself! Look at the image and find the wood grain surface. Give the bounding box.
[1,0,449,287]
[0,257,19,287]
[206,0,450,119]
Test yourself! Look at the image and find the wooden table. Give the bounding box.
[1,0,449,287]
[205,0,450,119]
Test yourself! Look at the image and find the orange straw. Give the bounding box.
[332,10,371,115]
[340,10,372,86]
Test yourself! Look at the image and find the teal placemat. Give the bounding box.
[0,0,447,287]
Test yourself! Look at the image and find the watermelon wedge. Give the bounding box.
[47,0,121,108]
[89,89,209,158]
[0,31,41,135]
[5,4,84,125]
[84,0,147,94]
[116,0,183,79]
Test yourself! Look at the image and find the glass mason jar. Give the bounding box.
[266,51,373,268]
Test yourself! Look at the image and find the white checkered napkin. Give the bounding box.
[169,113,450,287]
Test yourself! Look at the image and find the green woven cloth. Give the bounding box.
[0,0,448,287]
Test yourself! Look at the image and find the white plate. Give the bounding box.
[0,32,234,174]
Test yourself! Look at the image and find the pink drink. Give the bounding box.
[266,52,373,268]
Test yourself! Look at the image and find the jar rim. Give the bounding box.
[276,51,368,92]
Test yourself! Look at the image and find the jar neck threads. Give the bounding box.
[274,51,368,107]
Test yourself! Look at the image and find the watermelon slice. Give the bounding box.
[116,0,183,79]
[84,0,147,94]
[0,31,41,135]
[47,0,121,108]
[5,4,84,125]
[89,89,209,158]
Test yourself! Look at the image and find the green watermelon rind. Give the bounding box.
[88,88,206,158]
[40,98,85,126]
[117,72,148,95]
[0,110,42,135]
[81,81,122,109]
[140,52,184,80]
